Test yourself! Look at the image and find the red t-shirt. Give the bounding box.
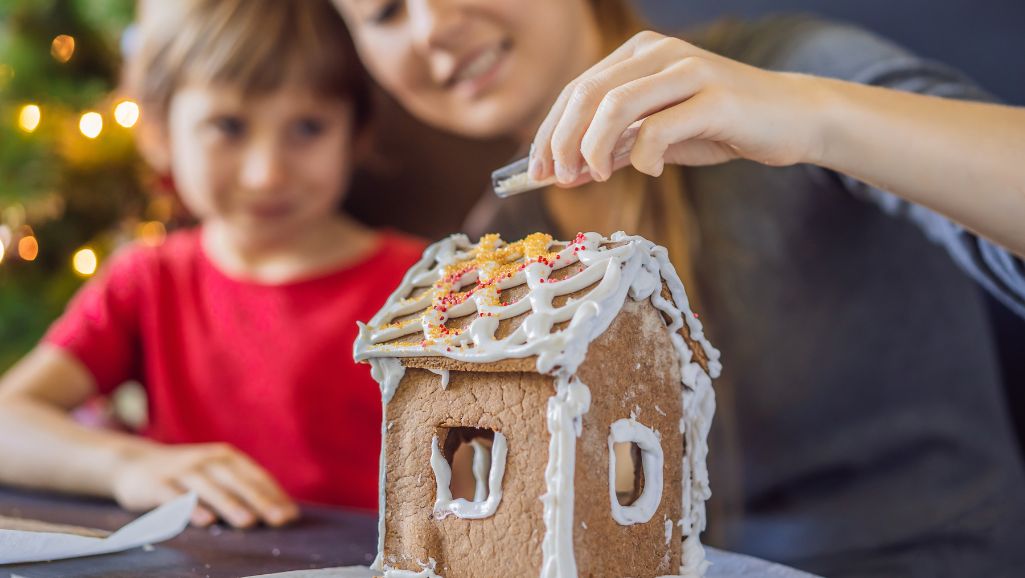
[44,228,425,510]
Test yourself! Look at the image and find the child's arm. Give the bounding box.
[528,31,1025,258]
[0,344,298,528]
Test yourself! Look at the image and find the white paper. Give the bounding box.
[245,548,821,578]
[0,492,196,564]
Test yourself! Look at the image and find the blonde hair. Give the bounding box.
[130,0,369,126]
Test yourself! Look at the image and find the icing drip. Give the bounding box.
[427,368,450,389]
[369,359,405,572]
[541,376,591,578]
[429,432,507,520]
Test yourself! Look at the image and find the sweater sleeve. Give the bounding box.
[42,245,147,394]
[707,17,1025,318]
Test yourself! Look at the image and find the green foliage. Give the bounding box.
[0,0,143,371]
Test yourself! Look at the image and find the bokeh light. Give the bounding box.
[137,221,167,247]
[114,100,140,128]
[79,111,103,138]
[18,104,41,133]
[18,235,39,261]
[51,35,76,63]
[73,247,98,276]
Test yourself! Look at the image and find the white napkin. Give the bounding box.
[0,492,196,565]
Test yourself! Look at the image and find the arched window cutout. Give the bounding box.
[608,418,663,525]
[613,441,644,506]
[431,427,507,520]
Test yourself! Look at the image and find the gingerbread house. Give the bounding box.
[353,232,721,578]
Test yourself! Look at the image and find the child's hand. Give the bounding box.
[529,30,828,183]
[111,442,299,528]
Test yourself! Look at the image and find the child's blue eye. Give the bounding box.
[369,0,402,25]
[213,116,246,139]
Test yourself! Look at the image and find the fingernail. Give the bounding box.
[554,160,574,184]
[529,154,543,181]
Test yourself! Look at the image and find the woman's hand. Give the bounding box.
[529,30,829,184]
[111,442,299,528]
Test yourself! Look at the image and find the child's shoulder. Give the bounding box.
[99,227,203,280]
[375,229,429,263]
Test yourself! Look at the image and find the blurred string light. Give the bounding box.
[114,100,140,128]
[79,111,103,138]
[137,221,166,247]
[18,235,39,261]
[18,104,41,133]
[0,240,5,266]
[51,34,76,63]
[72,247,98,276]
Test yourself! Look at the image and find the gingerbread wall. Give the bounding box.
[382,366,554,578]
[572,299,685,577]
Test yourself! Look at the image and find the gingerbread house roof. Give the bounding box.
[354,231,721,393]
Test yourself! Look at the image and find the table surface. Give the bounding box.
[0,487,378,578]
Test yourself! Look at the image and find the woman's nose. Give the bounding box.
[240,142,287,192]
[408,0,464,53]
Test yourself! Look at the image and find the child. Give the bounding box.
[0,0,424,528]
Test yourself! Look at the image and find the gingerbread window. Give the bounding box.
[430,427,508,520]
[608,418,664,525]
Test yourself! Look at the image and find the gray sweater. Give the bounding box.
[472,17,1025,578]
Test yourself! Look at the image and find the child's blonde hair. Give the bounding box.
[131,0,370,127]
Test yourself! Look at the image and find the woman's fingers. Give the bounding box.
[207,461,296,527]
[179,470,257,528]
[630,93,720,177]
[549,52,683,183]
[579,57,710,181]
[530,30,666,181]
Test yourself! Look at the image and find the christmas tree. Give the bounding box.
[0,0,170,370]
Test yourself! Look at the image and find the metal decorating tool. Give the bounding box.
[491,125,641,198]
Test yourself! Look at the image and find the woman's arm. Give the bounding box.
[0,345,298,527]
[528,26,1025,316]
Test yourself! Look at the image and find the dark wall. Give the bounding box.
[636,0,1025,105]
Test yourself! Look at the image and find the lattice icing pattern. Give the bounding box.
[354,231,721,382]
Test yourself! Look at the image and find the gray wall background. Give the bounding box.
[636,0,1025,104]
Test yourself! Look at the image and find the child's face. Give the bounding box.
[165,82,356,246]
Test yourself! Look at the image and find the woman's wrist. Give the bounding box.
[790,73,850,169]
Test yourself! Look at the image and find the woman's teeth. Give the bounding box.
[455,46,503,84]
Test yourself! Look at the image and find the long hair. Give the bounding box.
[577,0,742,546]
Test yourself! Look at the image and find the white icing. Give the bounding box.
[430,432,507,520]
[383,557,443,578]
[470,439,490,502]
[665,516,674,546]
[368,358,405,572]
[607,418,664,525]
[355,233,721,578]
[680,535,711,578]
[427,368,450,389]
[541,375,591,578]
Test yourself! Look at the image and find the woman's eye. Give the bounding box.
[368,0,402,24]
[212,116,246,139]
[292,118,326,140]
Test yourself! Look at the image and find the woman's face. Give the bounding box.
[334,0,603,140]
